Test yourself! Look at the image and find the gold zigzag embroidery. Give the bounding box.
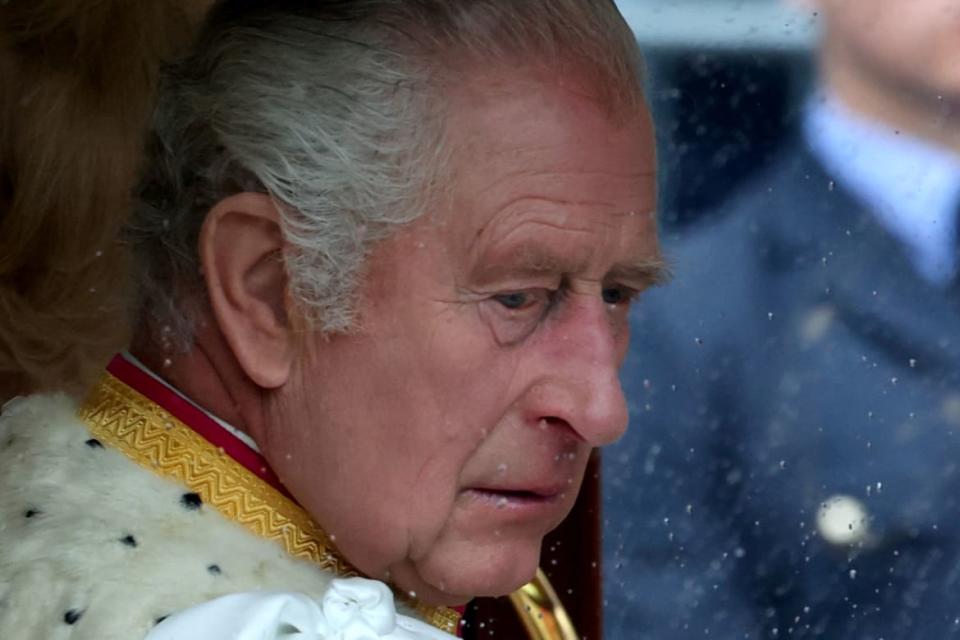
[77,372,461,635]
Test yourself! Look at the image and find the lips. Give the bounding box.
[464,483,568,505]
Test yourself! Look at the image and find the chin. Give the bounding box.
[410,535,544,605]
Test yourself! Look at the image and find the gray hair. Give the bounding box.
[131,0,645,348]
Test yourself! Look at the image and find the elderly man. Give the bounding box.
[605,0,960,638]
[0,1,662,638]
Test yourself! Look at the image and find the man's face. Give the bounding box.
[262,67,660,605]
[817,0,960,103]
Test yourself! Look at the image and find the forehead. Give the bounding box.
[436,66,658,257]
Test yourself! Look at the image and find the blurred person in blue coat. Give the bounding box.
[605,1,960,637]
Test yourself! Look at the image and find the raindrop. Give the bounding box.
[849,569,857,580]
[496,463,508,475]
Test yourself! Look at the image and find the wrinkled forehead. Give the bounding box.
[441,68,655,224]
[396,66,660,282]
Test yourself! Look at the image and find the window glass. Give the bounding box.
[606,1,960,637]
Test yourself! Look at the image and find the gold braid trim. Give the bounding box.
[77,371,461,635]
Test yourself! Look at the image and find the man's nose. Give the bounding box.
[532,298,629,447]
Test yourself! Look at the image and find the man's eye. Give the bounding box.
[602,286,636,306]
[494,292,534,310]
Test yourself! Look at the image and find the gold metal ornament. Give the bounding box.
[510,568,579,640]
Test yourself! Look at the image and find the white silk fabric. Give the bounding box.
[145,577,457,640]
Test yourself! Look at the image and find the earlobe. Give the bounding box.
[200,193,295,389]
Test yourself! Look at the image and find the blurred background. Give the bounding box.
[605,1,960,638]
[616,0,816,230]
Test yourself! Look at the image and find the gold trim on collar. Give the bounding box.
[77,371,461,636]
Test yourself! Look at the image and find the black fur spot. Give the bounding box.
[119,534,138,548]
[24,508,41,518]
[180,492,202,510]
[154,615,169,626]
[207,564,222,576]
[85,438,103,449]
[64,609,84,625]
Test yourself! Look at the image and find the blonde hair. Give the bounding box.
[0,0,214,399]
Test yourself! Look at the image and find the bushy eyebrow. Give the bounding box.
[470,242,672,289]
[609,259,673,288]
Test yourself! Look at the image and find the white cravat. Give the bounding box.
[145,578,456,640]
[804,92,960,285]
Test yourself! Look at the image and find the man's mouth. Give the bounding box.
[465,485,566,505]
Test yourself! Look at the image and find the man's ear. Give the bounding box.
[200,192,295,389]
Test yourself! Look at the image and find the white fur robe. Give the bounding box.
[0,393,407,639]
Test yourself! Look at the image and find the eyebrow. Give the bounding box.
[471,242,673,289]
[609,259,673,288]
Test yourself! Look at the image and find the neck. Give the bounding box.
[131,321,266,444]
[821,47,960,155]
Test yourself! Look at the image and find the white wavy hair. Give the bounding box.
[131,0,645,347]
